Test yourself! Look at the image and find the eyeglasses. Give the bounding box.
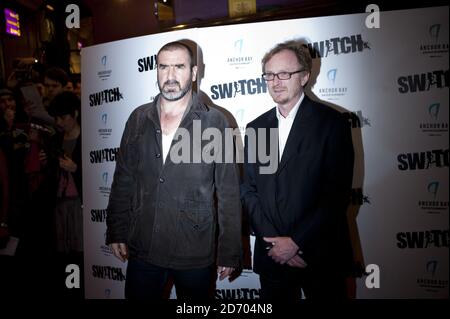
[262,69,305,81]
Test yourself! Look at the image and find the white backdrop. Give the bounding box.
[82,6,448,299]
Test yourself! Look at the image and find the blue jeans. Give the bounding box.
[125,258,214,300]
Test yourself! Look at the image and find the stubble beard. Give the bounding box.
[158,78,192,101]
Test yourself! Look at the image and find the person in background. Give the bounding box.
[44,67,69,104]
[0,88,16,126]
[64,75,81,99]
[20,67,69,126]
[73,78,81,99]
[46,91,84,298]
[64,81,74,92]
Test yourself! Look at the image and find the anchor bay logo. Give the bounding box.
[416,260,449,294]
[226,39,254,69]
[419,24,449,58]
[100,244,113,257]
[98,113,112,139]
[98,171,111,197]
[317,68,348,100]
[417,181,448,215]
[419,103,448,136]
[97,55,112,81]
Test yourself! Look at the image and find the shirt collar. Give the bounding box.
[276,93,304,121]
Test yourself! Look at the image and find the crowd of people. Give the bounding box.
[0,65,83,299]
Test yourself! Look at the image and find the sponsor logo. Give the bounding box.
[89,87,123,107]
[396,229,449,248]
[98,113,112,139]
[90,148,119,163]
[92,265,126,281]
[137,54,157,72]
[100,244,113,257]
[210,77,267,100]
[97,55,112,81]
[418,181,448,215]
[305,34,370,58]
[416,260,449,293]
[226,39,254,69]
[215,288,261,299]
[419,103,448,136]
[91,209,107,222]
[317,68,348,100]
[98,172,111,197]
[397,69,449,93]
[419,24,449,58]
[397,149,449,170]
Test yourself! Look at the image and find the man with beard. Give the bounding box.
[106,41,242,300]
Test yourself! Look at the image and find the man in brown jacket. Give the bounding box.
[106,41,242,300]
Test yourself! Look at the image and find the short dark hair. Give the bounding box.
[47,91,80,118]
[262,40,312,74]
[157,41,196,68]
[44,67,69,87]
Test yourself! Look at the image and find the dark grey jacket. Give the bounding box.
[106,93,242,269]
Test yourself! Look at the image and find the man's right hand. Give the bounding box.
[110,243,128,262]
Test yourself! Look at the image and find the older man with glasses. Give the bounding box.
[241,40,355,300]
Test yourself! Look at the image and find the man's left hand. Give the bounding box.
[263,236,299,264]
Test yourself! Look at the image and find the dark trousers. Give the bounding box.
[125,258,214,300]
[259,268,348,300]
